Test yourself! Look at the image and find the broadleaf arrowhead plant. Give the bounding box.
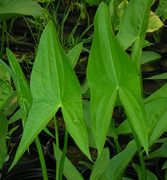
[87,2,148,156]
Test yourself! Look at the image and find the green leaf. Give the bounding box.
[145,141,167,159]
[90,148,110,180]
[7,109,21,124]
[116,1,128,20]
[145,97,167,133]
[149,109,167,146]
[144,83,167,104]
[0,0,42,22]
[116,119,132,135]
[82,99,97,147]
[147,11,164,32]
[2,91,18,116]
[10,20,90,170]
[7,48,32,125]
[0,111,8,170]
[67,42,83,69]
[155,0,167,22]
[85,0,105,6]
[53,143,84,180]
[116,0,151,50]
[0,78,13,111]
[107,122,117,139]
[141,51,161,65]
[0,63,10,83]
[144,73,167,80]
[105,145,137,180]
[87,2,148,156]
[43,127,54,138]
[144,84,167,146]
[109,0,117,30]
[132,163,158,180]
[162,160,167,170]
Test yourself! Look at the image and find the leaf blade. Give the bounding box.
[10,20,90,170]
[87,2,148,155]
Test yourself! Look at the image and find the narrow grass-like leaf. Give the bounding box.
[0,111,8,170]
[7,49,32,125]
[10,21,90,170]
[87,3,148,155]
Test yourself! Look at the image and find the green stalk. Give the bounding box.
[114,138,122,153]
[0,22,6,58]
[132,130,146,180]
[23,16,37,45]
[54,115,59,148]
[4,22,9,49]
[155,27,162,44]
[54,0,60,15]
[60,6,71,45]
[35,136,48,180]
[59,128,68,180]
[53,115,59,180]
[73,1,87,19]
[139,66,143,97]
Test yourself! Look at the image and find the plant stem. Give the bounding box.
[132,131,146,180]
[114,138,121,153]
[54,115,59,148]
[59,128,68,180]
[35,136,48,180]
[0,22,5,58]
[54,115,59,180]
[23,16,37,45]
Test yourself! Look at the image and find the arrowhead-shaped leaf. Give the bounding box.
[116,0,151,74]
[155,0,167,22]
[87,3,148,156]
[116,0,151,50]
[10,21,90,170]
